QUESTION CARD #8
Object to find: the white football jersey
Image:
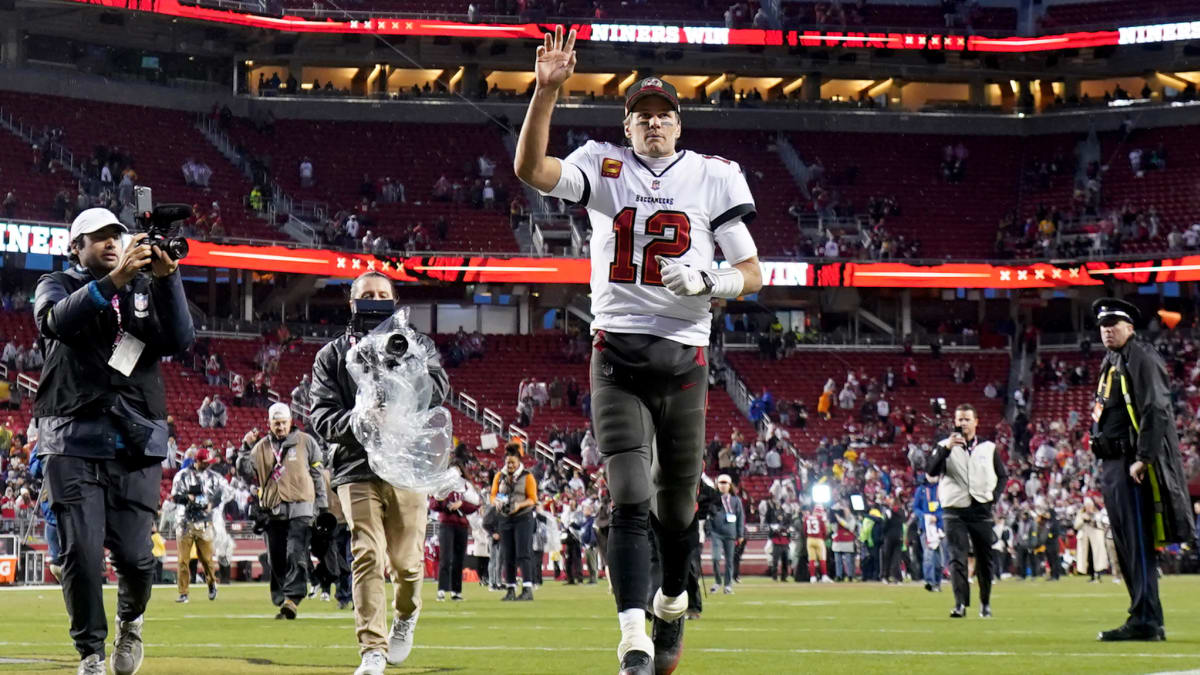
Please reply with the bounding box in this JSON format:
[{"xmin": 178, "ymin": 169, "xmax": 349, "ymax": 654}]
[{"xmin": 543, "ymin": 140, "xmax": 755, "ymax": 346}]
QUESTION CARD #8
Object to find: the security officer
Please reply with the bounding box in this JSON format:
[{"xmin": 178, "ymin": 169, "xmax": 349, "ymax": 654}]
[
  {"xmin": 1090, "ymin": 298, "xmax": 1195, "ymax": 641},
  {"xmin": 34, "ymin": 208, "xmax": 194, "ymax": 675}
]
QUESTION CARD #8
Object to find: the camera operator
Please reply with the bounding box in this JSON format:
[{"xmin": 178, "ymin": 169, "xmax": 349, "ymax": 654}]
[
  {"xmin": 170, "ymin": 447, "xmax": 227, "ymax": 603},
  {"xmin": 927, "ymin": 403, "xmax": 1005, "ymax": 619},
  {"xmin": 34, "ymin": 207, "xmax": 194, "ymax": 675},
  {"xmin": 237, "ymin": 402, "xmax": 327, "ymax": 620},
  {"xmin": 491, "ymin": 442, "xmax": 539, "ymax": 601},
  {"xmin": 309, "ymin": 271, "xmax": 448, "ymax": 675}
]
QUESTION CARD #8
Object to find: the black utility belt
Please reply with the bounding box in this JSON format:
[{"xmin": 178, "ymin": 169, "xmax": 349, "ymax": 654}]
[{"xmin": 1090, "ymin": 435, "xmax": 1132, "ymax": 461}]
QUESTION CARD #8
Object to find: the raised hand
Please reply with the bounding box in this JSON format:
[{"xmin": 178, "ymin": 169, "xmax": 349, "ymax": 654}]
[{"xmin": 535, "ymin": 24, "xmax": 577, "ymax": 91}]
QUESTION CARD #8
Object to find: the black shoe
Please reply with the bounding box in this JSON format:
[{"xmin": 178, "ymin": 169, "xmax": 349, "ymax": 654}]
[
  {"xmin": 950, "ymin": 605, "xmax": 967, "ymax": 618},
  {"xmin": 517, "ymin": 587, "xmax": 534, "ymax": 601},
  {"xmin": 1098, "ymin": 623, "xmax": 1163, "ymax": 641},
  {"xmin": 980, "ymin": 604, "xmax": 992, "ymax": 618},
  {"xmin": 208, "ymin": 583, "xmax": 217, "ymax": 601},
  {"xmin": 280, "ymin": 602, "xmax": 297, "ymax": 620},
  {"xmin": 176, "ymin": 594, "xmax": 189, "ymax": 603},
  {"xmin": 501, "ymin": 588, "xmax": 517, "ymax": 601},
  {"xmin": 274, "ymin": 612, "xmax": 287, "ymax": 620},
  {"xmin": 618, "ymin": 649, "xmax": 653, "ymax": 675},
  {"xmin": 338, "ymin": 600, "xmax": 352, "ymax": 610},
  {"xmin": 651, "ymin": 613, "xmax": 685, "ymax": 675},
  {"xmin": 924, "ymin": 582, "xmax": 932, "ymax": 592}
]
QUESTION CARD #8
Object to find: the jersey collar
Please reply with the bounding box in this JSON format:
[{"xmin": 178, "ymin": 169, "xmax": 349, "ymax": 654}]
[{"xmin": 630, "ymin": 149, "xmax": 688, "ymax": 178}]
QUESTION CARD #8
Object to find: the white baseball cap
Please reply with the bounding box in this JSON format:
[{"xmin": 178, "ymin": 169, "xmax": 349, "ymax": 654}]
[
  {"xmin": 268, "ymin": 402, "xmax": 292, "ymax": 421},
  {"xmin": 70, "ymin": 208, "xmax": 127, "ymax": 242}
]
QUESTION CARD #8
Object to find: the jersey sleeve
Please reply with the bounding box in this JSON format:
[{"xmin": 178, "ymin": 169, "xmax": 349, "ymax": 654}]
[
  {"xmin": 710, "ymin": 159, "xmax": 756, "ymax": 229},
  {"xmin": 540, "ymin": 140, "xmax": 602, "ymax": 208}
]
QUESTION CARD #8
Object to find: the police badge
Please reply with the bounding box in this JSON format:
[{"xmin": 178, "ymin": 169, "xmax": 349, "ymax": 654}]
[{"xmin": 133, "ymin": 292, "xmax": 150, "ymax": 319}]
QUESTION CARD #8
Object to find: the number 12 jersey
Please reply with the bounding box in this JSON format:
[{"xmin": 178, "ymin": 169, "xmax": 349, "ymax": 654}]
[{"xmin": 544, "ymin": 140, "xmax": 756, "ymax": 346}]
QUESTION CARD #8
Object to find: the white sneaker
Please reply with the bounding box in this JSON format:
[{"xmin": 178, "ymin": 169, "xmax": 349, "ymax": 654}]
[
  {"xmin": 387, "ymin": 612, "xmax": 418, "ymax": 665},
  {"xmin": 321, "ymin": 591, "xmax": 330, "ymax": 602},
  {"xmin": 110, "ymin": 615, "xmax": 144, "ymax": 675},
  {"xmin": 436, "ymin": 590, "xmax": 446, "ymax": 602},
  {"xmin": 820, "ymin": 575, "xmax": 833, "ymax": 583},
  {"xmin": 353, "ymin": 649, "xmax": 387, "ymax": 675},
  {"xmin": 76, "ymin": 654, "xmax": 105, "ymax": 675},
  {"xmin": 809, "ymin": 577, "xmax": 817, "ymax": 584}
]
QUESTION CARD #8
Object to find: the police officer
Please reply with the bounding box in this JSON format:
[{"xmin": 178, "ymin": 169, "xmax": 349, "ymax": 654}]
[
  {"xmin": 34, "ymin": 208, "xmax": 195, "ymax": 675},
  {"xmin": 1090, "ymin": 298, "xmax": 1195, "ymax": 641}
]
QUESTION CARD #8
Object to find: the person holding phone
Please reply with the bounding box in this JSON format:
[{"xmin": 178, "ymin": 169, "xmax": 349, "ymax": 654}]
[{"xmin": 926, "ymin": 404, "xmax": 1006, "ymax": 619}]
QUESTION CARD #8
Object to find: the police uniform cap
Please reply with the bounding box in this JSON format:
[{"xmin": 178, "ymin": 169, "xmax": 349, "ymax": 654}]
[{"xmin": 1091, "ymin": 298, "xmax": 1140, "ymax": 327}]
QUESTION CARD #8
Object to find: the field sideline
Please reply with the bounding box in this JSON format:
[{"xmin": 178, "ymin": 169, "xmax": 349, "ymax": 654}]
[{"xmin": 2, "ymin": 576, "xmax": 1200, "ymax": 674}]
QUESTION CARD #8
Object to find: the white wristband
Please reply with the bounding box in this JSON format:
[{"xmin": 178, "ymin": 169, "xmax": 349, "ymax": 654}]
[{"xmin": 704, "ymin": 267, "xmax": 745, "ymax": 299}]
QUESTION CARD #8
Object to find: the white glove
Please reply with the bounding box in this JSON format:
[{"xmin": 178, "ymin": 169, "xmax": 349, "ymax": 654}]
[{"xmin": 657, "ymin": 255, "xmax": 708, "ymax": 296}]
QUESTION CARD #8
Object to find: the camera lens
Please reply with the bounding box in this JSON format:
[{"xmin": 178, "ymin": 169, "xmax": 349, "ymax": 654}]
[
  {"xmin": 166, "ymin": 237, "xmax": 189, "ymax": 261},
  {"xmin": 384, "ymin": 333, "xmax": 409, "ymax": 357}
]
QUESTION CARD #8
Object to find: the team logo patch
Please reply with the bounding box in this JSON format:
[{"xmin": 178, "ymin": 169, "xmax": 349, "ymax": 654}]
[
  {"xmin": 601, "ymin": 158, "xmax": 623, "ymax": 178},
  {"xmin": 643, "ymin": 78, "xmax": 663, "ymax": 88},
  {"xmin": 651, "ymin": 179, "xmax": 661, "ymax": 190},
  {"xmin": 133, "ymin": 292, "xmax": 150, "ymax": 319}
]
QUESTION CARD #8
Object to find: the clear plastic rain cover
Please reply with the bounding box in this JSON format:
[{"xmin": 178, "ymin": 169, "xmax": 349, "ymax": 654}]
[{"xmin": 345, "ymin": 307, "xmax": 459, "ymax": 496}]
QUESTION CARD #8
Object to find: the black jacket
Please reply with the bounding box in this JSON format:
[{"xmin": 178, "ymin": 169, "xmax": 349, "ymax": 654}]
[
  {"xmin": 1100, "ymin": 338, "xmax": 1195, "ymax": 544},
  {"xmin": 309, "ymin": 325, "xmax": 448, "ymax": 490},
  {"xmin": 33, "ymin": 265, "xmax": 194, "ymax": 458}
]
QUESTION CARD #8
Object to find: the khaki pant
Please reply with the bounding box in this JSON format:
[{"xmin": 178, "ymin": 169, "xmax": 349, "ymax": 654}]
[
  {"xmin": 1076, "ymin": 525, "xmax": 1108, "ymax": 574},
  {"xmin": 177, "ymin": 521, "xmax": 216, "ymax": 596},
  {"xmin": 338, "ymin": 479, "xmax": 428, "ymax": 655}
]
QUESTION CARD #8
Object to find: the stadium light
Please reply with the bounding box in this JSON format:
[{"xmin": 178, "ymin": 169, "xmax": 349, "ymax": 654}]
[{"xmin": 812, "ymin": 483, "xmax": 832, "ymax": 505}]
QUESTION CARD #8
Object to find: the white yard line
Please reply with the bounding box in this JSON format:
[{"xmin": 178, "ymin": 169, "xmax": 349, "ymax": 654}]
[{"xmin": 0, "ymin": 642, "xmax": 1198, "ymax": 659}]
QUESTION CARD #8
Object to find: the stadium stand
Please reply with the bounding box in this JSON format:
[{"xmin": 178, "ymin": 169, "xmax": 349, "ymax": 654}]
[{"xmin": 0, "ymin": 92, "xmax": 274, "ymax": 240}]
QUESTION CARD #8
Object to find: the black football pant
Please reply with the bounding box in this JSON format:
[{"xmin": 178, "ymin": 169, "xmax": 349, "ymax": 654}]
[
  {"xmin": 945, "ymin": 510, "xmax": 995, "ymax": 608},
  {"xmin": 1100, "ymin": 458, "xmax": 1163, "ymax": 628},
  {"xmin": 44, "ymin": 454, "xmax": 161, "ymax": 659},
  {"xmin": 265, "ymin": 516, "xmax": 312, "ymax": 607},
  {"xmin": 592, "ymin": 337, "xmax": 708, "ymax": 613}
]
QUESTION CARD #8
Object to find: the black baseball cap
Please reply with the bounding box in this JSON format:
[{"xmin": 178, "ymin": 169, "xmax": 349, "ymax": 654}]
[
  {"xmin": 1092, "ymin": 297, "xmax": 1140, "ymax": 326},
  {"xmin": 624, "ymin": 76, "xmax": 680, "ymax": 114}
]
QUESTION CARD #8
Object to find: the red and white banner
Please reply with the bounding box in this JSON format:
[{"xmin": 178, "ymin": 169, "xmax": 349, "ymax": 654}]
[{"xmin": 50, "ymin": 0, "xmax": 1180, "ymax": 55}]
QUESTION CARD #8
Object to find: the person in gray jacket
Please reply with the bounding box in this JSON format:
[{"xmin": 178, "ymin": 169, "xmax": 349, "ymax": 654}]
[{"xmin": 706, "ymin": 474, "xmax": 744, "ymax": 595}]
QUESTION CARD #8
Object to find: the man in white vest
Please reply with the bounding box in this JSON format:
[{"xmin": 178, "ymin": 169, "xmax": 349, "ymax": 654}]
[{"xmin": 927, "ymin": 403, "xmax": 1007, "ymax": 619}]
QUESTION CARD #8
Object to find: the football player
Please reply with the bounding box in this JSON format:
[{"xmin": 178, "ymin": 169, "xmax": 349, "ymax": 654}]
[{"xmin": 514, "ymin": 25, "xmax": 764, "ymax": 675}]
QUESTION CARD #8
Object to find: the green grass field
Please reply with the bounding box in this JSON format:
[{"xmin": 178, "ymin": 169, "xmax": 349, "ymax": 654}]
[{"xmin": 3, "ymin": 576, "xmax": 1200, "ymax": 674}]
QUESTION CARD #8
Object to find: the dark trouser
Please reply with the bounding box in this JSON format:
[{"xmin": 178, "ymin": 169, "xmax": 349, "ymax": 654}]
[
  {"xmin": 686, "ymin": 540, "xmax": 702, "ymax": 613},
  {"xmin": 319, "ymin": 524, "xmax": 353, "ymax": 603},
  {"xmin": 565, "ymin": 536, "xmax": 583, "ymax": 582},
  {"xmin": 881, "ymin": 538, "xmax": 903, "ymax": 581},
  {"xmin": 1045, "ymin": 542, "xmax": 1060, "ymax": 579},
  {"xmin": 1100, "ymin": 458, "xmax": 1163, "ymax": 628},
  {"xmin": 770, "ymin": 543, "xmax": 789, "ymax": 580},
  {"xmin": 265, "ymin": 516, "xmax": 312, "ymax": 607},
  {"xmin": 437, "ymin": 524, "xmax": 468, "ymax": 594},
  {"xmin": 945, "ymin": 509, "xmax": 995, "ymax": 608},
  {"xmin": 592, "ymin": 336, "xmax": 708, "ymax": 613},
  {"xmin": 44, "ymin": 454, "xmax": 161, "ymax": 659},
  {"xmin": 501, "ymin": 514, "xmax": 534, "ymax": 586}
]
